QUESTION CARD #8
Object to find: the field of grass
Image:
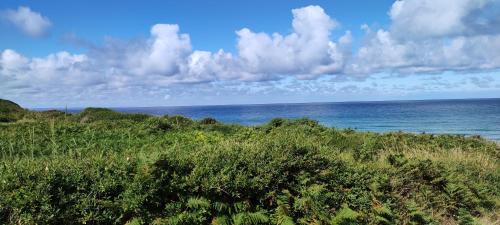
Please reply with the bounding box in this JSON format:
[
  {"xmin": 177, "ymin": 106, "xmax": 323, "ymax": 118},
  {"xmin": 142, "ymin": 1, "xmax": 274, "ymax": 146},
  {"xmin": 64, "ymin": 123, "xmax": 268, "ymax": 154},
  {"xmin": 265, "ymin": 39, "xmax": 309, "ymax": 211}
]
[{"xmin": 0, "ymin": 100, "xmax": 499, "ymax": 224}]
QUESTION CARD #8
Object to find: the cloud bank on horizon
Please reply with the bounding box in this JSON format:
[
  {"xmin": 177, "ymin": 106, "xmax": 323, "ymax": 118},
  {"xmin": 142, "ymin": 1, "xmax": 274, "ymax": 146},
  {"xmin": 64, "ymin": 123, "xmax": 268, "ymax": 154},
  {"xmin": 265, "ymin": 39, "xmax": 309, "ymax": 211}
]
[{"xmin": 0, "ymin": 0, "xmax": 499, "ymax": 106}]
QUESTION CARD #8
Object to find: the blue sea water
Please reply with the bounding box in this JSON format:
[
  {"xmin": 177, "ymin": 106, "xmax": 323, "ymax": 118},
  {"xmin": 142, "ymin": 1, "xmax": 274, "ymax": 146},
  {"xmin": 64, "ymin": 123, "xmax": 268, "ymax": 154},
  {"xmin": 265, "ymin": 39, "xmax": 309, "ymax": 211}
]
[{"xmin": 63, "ymin": 98, "xmax": 500, "ymax": 140}]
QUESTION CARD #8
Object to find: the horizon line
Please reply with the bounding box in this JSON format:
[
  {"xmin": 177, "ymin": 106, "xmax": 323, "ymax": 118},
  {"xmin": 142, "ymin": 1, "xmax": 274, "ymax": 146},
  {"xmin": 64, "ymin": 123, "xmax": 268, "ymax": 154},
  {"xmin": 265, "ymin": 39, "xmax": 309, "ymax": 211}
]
[{"xmin": 30, "ymin": 97, "xmax": 500, "ymax": 110}]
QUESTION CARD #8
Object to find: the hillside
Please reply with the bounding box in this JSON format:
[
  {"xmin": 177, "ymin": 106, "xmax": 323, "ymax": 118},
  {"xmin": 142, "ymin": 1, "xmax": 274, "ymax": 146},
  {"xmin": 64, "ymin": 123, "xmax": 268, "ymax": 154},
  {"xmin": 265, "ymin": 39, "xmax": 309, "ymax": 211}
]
[
  {"xmin": 0, "ymin": 99, "xmax": 25, "ymax": 122},
  {"xmin": 0, "ymin": 102, "xmax": 498, "ymax": 224}
]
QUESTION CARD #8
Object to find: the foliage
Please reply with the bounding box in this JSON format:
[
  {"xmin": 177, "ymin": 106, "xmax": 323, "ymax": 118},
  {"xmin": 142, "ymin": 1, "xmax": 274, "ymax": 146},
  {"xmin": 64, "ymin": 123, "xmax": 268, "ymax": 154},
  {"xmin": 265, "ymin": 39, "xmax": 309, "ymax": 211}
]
[
  {"xmin": 0, "ymin": 99, "xmax": 26, "ymax": 122},
  {"xmin": 331, "ymin": 204, "xmax": 359, "ymax": 225},
  {"xmin": 0, "ymin": 99, "xmax": 499, "ymax": 224},
  {"xmin": 199, "ymin": 117, "xmax": 218, "ymax": 125}
]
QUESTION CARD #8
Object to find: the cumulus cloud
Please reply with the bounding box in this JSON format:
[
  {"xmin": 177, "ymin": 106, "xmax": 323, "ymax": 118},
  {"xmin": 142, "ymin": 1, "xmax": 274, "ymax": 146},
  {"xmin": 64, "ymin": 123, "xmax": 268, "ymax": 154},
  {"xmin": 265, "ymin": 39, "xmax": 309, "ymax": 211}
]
[
  {"xmin": 81, "ymin": 5, "xmax": 347, "ymax": 83},
  {"xmin": 135, "ymin": 24, "xmax": 192, "ymax": 76},
  {"xmin": 82, "ymin": 25, "xmax": 239, "ymax": 84},
  {"xmin": 1, "ymin": 3, "xmax": 499, "ymax": 106},
  {"xmin": 0, "ymin": 49, "xmax": 100, "ymax": 89},
  {"xmin": 0, "ymin": 49, "xmax": 29, "ymax": 74},
  {"xmin": 1, "ymin": 6, "xmax": 51, "ymax": 37},
  {"xmin": 348, "ymin": 29, "xmax": 500, "ymax": 74},
  {"xmin": 389, "ymin": 0, "xmax": 500, "ymax": 38},
  {"xmin": 348, "ymin": 0, "xmax": 500, "ymax": 75},
  {"xmin": 236, "ymin": 5, "xmax": 349, "ymax": 79},
  {"xmin": 1, "ymin": 5, "xmax": 348, "ymax": 89}
]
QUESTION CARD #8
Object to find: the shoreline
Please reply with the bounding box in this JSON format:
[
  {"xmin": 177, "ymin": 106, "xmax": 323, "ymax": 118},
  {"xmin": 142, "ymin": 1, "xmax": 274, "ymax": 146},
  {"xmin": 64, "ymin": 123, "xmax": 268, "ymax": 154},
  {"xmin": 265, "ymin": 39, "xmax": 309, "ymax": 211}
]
[{"xmin": 1, "ymin": 105, "xmax": 499, "ymax": 224}]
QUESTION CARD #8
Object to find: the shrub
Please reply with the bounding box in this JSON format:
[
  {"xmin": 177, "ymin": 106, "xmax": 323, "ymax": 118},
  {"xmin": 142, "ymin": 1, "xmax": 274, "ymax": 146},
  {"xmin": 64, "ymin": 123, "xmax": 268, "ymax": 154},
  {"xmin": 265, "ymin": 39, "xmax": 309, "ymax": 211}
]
[
  {"xmin": 23, "ymin": 110, "xmax": 69, "ymax": 121},
  {"xmin": 78, "ymin": 108, "xmax": 150, "ymax": 123},
  {"xmin": 78, "ymin": 107, "xmax": 123, "ymax": 122},
  {"xmin": 164, "ymin": 115, "xmax": 194, "ymax": 127},
  {"xmin": 268, "ymin": 118, "xmax": 286, "ymax": 128},
  {"xmin": 199, "ymin": 117, "xmax": 218, "ymax": 125},
  {"xmin": 331, "ymin": 205, "xmax": 360, "ymax": 225},
  {"xmin": 143, "ymin": 117, "xmax": 174, "ymax": 133},
  {"xmin": 0, "ymin": 100, "xmax": 498, "ymax": 224}
]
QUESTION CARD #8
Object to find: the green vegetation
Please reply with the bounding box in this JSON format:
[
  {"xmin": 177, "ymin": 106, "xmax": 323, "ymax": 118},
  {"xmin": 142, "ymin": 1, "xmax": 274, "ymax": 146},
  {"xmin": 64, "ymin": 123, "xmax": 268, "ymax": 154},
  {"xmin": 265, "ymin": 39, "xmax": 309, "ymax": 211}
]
[
  {"xmin": 0, "ymin": 99, "xmax": 25, "ymax": 122},
  {"xmin": 0, "ymin": 99, "xmax": 499, "ymax": 224}
]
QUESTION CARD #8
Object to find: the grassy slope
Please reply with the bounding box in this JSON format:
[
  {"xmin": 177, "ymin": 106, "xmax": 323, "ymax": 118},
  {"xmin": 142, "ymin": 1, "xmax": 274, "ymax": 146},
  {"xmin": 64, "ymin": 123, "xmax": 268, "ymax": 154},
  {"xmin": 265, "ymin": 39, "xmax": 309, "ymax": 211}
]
[
  {"xmin": 0, "ymin": 99, "xmax": 25, "ymax": 122},
  {"xmin": 0, "ymin": 102, "xmax": 499, "ymax": 224}
]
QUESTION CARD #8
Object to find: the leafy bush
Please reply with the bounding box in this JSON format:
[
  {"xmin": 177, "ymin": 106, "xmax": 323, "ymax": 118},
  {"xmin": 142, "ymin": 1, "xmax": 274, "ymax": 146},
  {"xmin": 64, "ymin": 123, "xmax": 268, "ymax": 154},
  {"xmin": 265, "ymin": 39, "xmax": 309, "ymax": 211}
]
[
  {"xmin": 199, "ymin": 117, "xmax": 218, "ymax": 125},
  {"xmin": 142, "ymin": 117, "xmax": 174, "ymax": 133},
  {"xmin": 78, "ymin": 108, "xmax": 150, "ymax": 123},
  {"xmin": 0, "ymin": 101, "xmax": 498, "ymax": 224},
  {"xmin": 164, "ymin": 115, "xmax": 194, "ymax": 128},
  {"xmin": 331, "ymin": 204, "xmax": 360, "ymax": 225},
  {"xmin": 23, "ymin": 110, "xmax": 69, "ymax": 121}
]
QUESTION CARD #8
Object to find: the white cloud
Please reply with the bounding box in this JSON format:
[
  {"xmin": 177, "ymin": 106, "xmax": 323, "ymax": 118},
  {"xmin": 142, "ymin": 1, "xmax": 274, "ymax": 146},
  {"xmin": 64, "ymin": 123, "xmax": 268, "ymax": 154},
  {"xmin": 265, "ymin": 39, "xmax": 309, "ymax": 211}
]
[
  {"xmin": 347, "ymin": 0, "xmax": 500, "ymax": 75},
  {"xmin": 1, "ymin": 4, "xmax": 500, "ymax": 106},
  {"xmin": 236, "ymin": 5, "xmax": 347, "ymax": 79},
  {"xmin": 29, "ymin": 52, "xmax": 89, "ymax": 83},
  {"xmin": 182, "ymin": 50, "xmax": 237, "ymax": 82},
  {"xmin": 38, "ymin": 5, "xmax": 347, "ymax": 86},
  {"xmin": 389, "ymin": 0, "xmax": 499, "ymax": 39},
  {"xmin": 1, "ymin": 6, "xmax": 52, "ymax": 37},
  {"xmin": 135, "ymin": 24, "xmax": 192, "ymax": 76},
  {"xmin": 0, "ymin": 49, "xmax": 29, "ymax": 74},
  {"xmin": 0, "ymin": 48, "xmax": 106, "ymax": 94},
  {"xmin": 349, "ymin": 31, "xmax": 500, "ymax": 74}
]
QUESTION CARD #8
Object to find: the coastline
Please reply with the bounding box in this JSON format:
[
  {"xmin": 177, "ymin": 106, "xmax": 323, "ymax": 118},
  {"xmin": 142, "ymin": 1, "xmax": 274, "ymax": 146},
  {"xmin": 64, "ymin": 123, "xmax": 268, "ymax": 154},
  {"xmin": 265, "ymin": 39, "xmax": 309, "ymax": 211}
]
[
  {"xmin": 1, "ymin": 101, "xmax": 499, "ymax": 224},
  {"xmin": 30, "ymin": 98, "xmax": 500, "ymax": 141}
]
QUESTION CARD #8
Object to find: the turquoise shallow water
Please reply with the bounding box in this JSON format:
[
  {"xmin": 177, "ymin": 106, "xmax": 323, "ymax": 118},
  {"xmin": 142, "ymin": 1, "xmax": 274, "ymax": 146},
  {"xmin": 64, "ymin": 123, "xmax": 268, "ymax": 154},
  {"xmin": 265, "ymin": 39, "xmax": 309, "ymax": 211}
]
[{"xmin": 61, "ymin": 98, "xmax": 500, "ymax": 140}]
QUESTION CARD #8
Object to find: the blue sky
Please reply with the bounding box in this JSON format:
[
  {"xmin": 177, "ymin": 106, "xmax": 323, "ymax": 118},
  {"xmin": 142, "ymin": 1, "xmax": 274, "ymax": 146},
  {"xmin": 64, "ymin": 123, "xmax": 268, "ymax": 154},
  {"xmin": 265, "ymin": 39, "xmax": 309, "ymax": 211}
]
[
  {"xmin": 0, "ymin": 0, "xmax": 499, "ymax": 108},
  {"xmin": 0, "ymin": 0, "xmax": 393, "ymax": 55}
]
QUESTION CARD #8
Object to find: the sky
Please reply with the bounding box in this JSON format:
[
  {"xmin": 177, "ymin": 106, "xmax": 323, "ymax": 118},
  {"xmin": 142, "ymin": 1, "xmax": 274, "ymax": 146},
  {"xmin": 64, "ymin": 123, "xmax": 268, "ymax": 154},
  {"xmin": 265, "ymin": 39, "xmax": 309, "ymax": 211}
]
[{"xmin": 0, "ymin": 0, "xmax": 499, "ymax": 108}]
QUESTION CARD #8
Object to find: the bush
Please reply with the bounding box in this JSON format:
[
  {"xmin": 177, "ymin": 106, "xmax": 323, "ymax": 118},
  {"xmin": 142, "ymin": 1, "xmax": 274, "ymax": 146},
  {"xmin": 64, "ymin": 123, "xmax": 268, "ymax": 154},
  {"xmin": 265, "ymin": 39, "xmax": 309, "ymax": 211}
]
[
  {"xmin": 0, "ymin": 115, "xmax": 17, "ymax": 122},
  {"xmin": 143, "ymin": 117, "xmax": 174, "ymax": 133},
  {"xmin": 78, "ymin": 108, "xmax": 122, "ymax": 122},
  {"xmin": 268, "ymin": 118, "xmax": 286, "ymax": 128},
  {"xmin": 78, "ymin": 108, "xmax": 151, "ymax": 123},
  {"xmin": 164, "ymin": 115, "xmax": 194, "ymax": 127},
  {"xmin": 331, "ymin": 204, "xmax": 360, "ymax": 225},
  {"xmin": 23, "ymin": 110, "xmax": 69, "ymax": 121},
  {"xmin": 199, "ymin": 117, "xmax": 218, "ymax": 125},
  {"xmin": 0, "ymin": 101, "xmax": 498, "ymax": 224}
]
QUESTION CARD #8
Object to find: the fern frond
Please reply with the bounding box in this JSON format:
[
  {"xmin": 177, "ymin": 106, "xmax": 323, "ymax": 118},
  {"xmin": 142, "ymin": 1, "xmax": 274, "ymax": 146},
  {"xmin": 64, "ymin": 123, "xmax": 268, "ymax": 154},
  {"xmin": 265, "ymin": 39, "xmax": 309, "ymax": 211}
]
[
  {"xmin": 212, "ymin": 215, "xmax": 231, "ymax": 225},
  {"xmin": 187, "ymin": 197, "xmax": 210, "ymax": 210},
  {"xmin": 232, "ymin": 211, "xmax": 270, "ymax": 225}
]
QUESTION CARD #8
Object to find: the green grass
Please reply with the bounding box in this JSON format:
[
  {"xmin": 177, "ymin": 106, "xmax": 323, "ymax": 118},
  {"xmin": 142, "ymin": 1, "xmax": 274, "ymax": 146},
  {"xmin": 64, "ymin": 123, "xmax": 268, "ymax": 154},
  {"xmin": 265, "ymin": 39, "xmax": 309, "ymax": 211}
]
[
  {"xmin": 0, "ymin": 100, "xmax": 499, "ymax": 224},
  {"xmin": 0, "ymin": 99, "xmax": 26, "ymax": 122}
]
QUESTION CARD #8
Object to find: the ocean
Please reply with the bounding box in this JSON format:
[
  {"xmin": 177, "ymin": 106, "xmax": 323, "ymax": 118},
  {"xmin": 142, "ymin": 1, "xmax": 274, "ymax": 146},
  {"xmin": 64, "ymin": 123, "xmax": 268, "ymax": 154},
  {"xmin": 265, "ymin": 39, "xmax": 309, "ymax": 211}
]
[{"xmin": 63, "ymin": 98, "xmax": 500, "ymax": 140}]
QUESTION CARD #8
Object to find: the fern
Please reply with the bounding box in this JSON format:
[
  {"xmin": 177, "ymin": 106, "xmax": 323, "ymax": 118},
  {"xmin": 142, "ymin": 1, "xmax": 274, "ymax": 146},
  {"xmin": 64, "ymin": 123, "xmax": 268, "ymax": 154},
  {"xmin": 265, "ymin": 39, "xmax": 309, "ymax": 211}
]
[
  {"xmin": 406, "ymin": 201, "xmax": 434, "ymax": 225},
  {"xmin": 457, "ymin": 208, "xmax": 476, "ymax": 225},
  {"xmin": 373, "ymin": 205, "xmax": 395, "ymax": 225},
  {"xmin": 187, "ymin": 197, "xmax": 210, "ymax": 210},
  {"xmin": 272, "ymin": 190, "xmax": 295, "ymax": 225},
  {"xmin": 232, "ymin": 211, "xmax": 270, "ymax": 225},
  {"xmin": 125, "ymin": 218, "xmax": 144, "ymax": 225},
  {"xmin": 233, "ymin": 201, "xmax": 251, "ymax": 214},
  {"xmin": 331, "ymin": 204, "xmax": 359, "ymax": 225},
  {"xmin": 274, "ymin": 206, "xmax": 295, "ymax": 225},
  {"xmin": 293, "ymin": 184, "xmax": 332, "ymax": 223},
  {"xmin": 212, "ymin": 215, "xmax": 231, "ymax": 225},
  {"xmin": 212, "ymin": 201, "xmax": 231, "ymax": 214}
]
